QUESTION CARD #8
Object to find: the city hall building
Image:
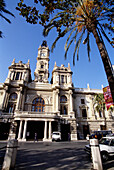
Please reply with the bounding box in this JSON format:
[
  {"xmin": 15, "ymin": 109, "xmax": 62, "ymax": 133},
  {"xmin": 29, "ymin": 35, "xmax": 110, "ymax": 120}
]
[{"xmin": 0, "ymin": 41, "xmax": 113, "ymax": 141}]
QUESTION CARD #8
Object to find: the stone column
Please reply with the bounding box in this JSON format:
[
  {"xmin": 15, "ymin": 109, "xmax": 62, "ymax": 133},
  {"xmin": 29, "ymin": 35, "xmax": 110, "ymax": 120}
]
[
  {"xmin": 44, "ymin": 121, "xmax": 47, "ymax": 140},
  {"xmin": 56, "ymin": 89, "xmax": 59, "ymax": 112},
  {"xmin": 53, "ymin": 91, "xmax": 56, "ymax": 112},
  {"xmin": 49, "ymin": 121, "xmax": 52, "ymax": 139},
  {"xmin": 56, "ymin": 74, "xmax": 59, "ymax": 85},
  {"xmin": 2, "ymin": 90, "xmax": 6, "ymax": 110},
  {"xmin": 22, "ymin": 120, "xmax": 27, "ymax": 141},
  {"xmin": 69, "ymin": 90, "xmax": 73, "ymax": 112},
  {"xmin": 2, "ymin": 86, "xmax": 8, "ymax": 110},
  {"xmin": 7, "ymin": 71, "xmax": 11, "ymax": 79},
  {"xmin": 11, "ymin": 72, "xmax": 14, "ymax": 80},
  {"xmin": 18, "ymin": 120, "xmax": 23, "ymax": 140},
  {"xmin": 70, "ymin": 120, "xmax": 77, "ymax": 140},
  {"xmin": 16, "ymin": 87, "xmax": 22, "ymax": 110},
  {"xmin": 22, "ymin": 72, "xmax": 25, "ymax": 80},
  {"xmin": 21, "ymin": 89, "xmax": 26, "ymax": 111}
]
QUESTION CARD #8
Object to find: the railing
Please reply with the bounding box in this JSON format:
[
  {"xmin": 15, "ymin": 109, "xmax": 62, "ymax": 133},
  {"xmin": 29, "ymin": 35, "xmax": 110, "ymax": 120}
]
[
  {"xmin": 15, "ymin": 111, "xmax": 60, "ymax": 116},
  {"xmin": 74, "ymin": 88, "xmax": 103, "ymax": 93}
]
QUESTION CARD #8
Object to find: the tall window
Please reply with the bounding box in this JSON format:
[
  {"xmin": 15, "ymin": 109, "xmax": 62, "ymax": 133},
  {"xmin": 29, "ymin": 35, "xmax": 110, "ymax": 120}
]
[
  {"xmin": 13, "ymin": 72, "xmax": 22, "ymax": 80},
  {"xmin": 32, "ymin": 97, "xmax": 45, "ymax": 112},
  {"xmin": 15, "ymin": 72, "xmax": 20, "ymax": 80},
  {"xmin": 7, "ymin": 93, "xmax": 17, "ymax": 113},
  {"xmin": 81, "ymin": 99, "xmax": 85, "ymax": 104},
  {"xmin": 82, "ymin": 109, "xmax": 87, "ymax": 118},
  {"xmin": 61, "ymin": 75, "xmax": 64, "ymax": 84},
  {"xmin": 60, "ymin": 95, "xmax": 67, "ymax": 115}
]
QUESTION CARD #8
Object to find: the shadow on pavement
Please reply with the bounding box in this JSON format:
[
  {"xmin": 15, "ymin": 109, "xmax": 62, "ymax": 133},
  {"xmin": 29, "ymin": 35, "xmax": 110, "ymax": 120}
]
[
  {"xmin": 15, "ymin": 147, "xmax": 91, "ymax": 170},
  {"xmin": 103, "ymin": 156, "xmax": 114, "ymax": 170}
]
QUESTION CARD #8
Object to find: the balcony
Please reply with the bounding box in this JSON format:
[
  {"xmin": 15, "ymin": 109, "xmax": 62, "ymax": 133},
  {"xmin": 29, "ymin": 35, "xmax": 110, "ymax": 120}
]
[{"xmin": 14, "ymin": 111, "xmax": 60, "ymax": 119}]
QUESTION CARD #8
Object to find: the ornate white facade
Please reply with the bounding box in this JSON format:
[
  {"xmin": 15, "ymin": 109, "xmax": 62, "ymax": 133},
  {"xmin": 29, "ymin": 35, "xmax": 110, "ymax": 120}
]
[{"xmin": 0, "ymin": 41, "xmax": 113, "ymax": 141}]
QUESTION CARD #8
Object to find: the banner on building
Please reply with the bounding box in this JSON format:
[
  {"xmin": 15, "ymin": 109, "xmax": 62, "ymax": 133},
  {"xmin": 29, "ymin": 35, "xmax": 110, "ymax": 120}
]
[{"xmin": 103, "ymin": 86, "xmax": 114, "ymax": 110}]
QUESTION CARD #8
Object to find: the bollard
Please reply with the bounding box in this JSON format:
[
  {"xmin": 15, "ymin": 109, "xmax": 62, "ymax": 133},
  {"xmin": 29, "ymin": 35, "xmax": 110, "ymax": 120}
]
[
  {"xmin": 90, "ymin": 139, "xmax": 103, "ymax": 170},
  {"xmin": 2, "ymin": 139, "xmax": 18, "ymax": 170}
]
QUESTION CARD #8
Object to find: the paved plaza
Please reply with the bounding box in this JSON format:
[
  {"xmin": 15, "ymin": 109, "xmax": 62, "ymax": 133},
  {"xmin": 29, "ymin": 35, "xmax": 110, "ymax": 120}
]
[
  {"xmin": 0, "ymin": 141, "xmax": 114, "ymax": 170},
  {"xmin": 15, "ymin": 141, "xmax": 91, "ymax": 170}
]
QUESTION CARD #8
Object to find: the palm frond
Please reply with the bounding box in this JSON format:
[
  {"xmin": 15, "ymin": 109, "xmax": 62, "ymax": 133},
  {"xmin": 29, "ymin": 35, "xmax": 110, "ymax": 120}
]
[
  {"xmin": 64, "ymin": 29, "xmax": 78, "ymax": 59},
  {"xmin": 64, "ymin": 39, "xmax": 74, "ymax": 59},
  {"xmin": 98, "ymin": 23, "xmax": 114, "ymax": 47},
  {"xmin": 51, "ymin": 36, "xmax": 60, "ymax": 53},
  {"xmin": 76, "ymin": 28, "xmax": 85, "ymax": 61},
  {"xmin": 51, "ymin": 27, "xmax": 70, "ymax": 52},
  {"xmin": 78, "ymin": 0, "xmax": 90, "ymax": 17},
  {"xmin": 0, "ymin": 31, "xmax": 3, "ymax": 38},
  {"xmin": 65, "ymin": 26, "xmax": 77, "ymax": 51},
  {"xmin": 43, "ymin": 25, "xmax": 55, "ymax": 36},
  {"xmin": 101, "ymin": 23, "xmax": 114, "ymax": 34},
  {"xmin": 1, "ymin": 8, "xmax": 14, "ymax": 17},
  {"xmin": 0, "ymin": 13, "xmax": 11, "ymax": 23},
  {"xmin": 50, "ymin": 10, "xmax": 68, "ymax": 23},
  {"xmin": 0, "ymin": 0, "xmax": 14, "ymax": 26}
]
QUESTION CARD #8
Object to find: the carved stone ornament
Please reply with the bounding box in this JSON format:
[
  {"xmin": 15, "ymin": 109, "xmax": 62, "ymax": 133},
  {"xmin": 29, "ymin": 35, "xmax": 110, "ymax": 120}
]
[
  {"xmin": 12, "ymin": 58, "xmax": 15, "ymax": 65},
  {"xmin": 26, "ymin": 95, "xmax": 35, "ymax": 102}
]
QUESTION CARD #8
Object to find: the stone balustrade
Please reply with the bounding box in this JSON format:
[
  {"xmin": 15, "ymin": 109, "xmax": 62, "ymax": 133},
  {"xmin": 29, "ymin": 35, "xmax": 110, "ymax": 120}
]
[{"xmin": 14, "ymin": 111, "xmax": 59, "ymax": 117}]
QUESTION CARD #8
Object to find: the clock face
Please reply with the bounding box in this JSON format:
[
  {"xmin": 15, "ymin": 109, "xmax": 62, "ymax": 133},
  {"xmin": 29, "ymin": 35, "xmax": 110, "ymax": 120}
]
[{"xmin": 40, "ymin": 52, "xmax": 46, "ymax": 57}]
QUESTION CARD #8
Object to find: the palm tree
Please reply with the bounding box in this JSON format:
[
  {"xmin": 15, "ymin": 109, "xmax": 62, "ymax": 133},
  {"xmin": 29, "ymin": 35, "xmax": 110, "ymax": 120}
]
[
  {"xmin": 0, "ymin": 0, "xmax": 14, "ymax": 37},
  {"xmin": 93, "ymin": 93, "xmax": 106, "ymax": 118},
  {"xmin": 17, "ymin": 0, "xmax": 114, "ymax": 101}
]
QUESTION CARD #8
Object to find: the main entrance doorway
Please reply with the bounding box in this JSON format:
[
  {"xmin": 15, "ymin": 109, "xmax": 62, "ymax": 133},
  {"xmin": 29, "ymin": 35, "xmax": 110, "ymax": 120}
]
[
  {"xmin": 61, "ymin": 124, "xmax": 70, "ymax": 141},
  {"xmin": 27, "ymin": 121, "xmax": 44, "ymax": 141},
  {"xmin": 0, "ymin": 122, "xmax": 11, "ymax": 140},
  {"xmin": 83, "ymin": 125, "xmax": 90, "ymax": 139}
]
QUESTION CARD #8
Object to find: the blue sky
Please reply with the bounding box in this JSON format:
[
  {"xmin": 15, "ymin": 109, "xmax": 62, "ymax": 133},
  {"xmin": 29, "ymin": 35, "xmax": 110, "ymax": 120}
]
[{"xmin": 0, "ymin": 0, "xmax": 114, "ymax": 89}]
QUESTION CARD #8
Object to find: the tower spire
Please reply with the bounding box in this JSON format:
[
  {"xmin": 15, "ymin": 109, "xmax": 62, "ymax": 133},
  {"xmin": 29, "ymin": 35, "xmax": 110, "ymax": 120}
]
[{"xmin": 34, "ymin": 41, "xmax": 49, "ymax": 83}]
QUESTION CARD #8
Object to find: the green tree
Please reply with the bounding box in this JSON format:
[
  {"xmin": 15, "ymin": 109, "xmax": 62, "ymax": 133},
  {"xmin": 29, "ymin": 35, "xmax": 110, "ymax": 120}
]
[
  {"xmin": 0, "ymin": 0, "xmax": 14, "ymax": 37},
  {"xmin": 16, "ymin": 0, "xmax": 114, "ymax": 101},
  {"xmin": 93, "ymin": 93, "xmax": 106, "ymax": 117}
]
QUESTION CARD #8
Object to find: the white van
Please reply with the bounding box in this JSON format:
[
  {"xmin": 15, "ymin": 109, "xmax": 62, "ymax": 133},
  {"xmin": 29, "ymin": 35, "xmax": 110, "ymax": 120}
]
[{"xmin": 52, "ymin": 132, "xmax": 61, "ymax": 141}]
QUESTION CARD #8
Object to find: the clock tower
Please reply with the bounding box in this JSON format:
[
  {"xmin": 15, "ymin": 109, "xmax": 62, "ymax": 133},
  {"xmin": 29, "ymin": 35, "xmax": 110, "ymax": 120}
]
[{"xmin": 34, "ymin": 41, "xmax": 49, "ymax": 83}]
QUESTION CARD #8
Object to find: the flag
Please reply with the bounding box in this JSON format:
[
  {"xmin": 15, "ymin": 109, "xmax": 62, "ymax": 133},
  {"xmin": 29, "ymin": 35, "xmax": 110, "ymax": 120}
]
[{"xmin": 103, "ymin": 86, "xmax": 114, "ymax": 110}]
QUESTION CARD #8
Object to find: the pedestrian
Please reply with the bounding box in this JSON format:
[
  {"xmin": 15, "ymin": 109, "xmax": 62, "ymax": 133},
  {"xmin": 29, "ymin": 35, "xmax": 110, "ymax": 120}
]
[
  {"xmin": 68, "ymin": 133, "xmax": 71, "ymax": 141},
  {"xmin": 34, "ymin": 132, "xmax": 38, "ymax": 142}
]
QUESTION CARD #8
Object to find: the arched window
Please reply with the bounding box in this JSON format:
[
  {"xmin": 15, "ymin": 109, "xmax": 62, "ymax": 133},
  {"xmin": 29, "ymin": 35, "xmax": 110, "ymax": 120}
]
[
  {"xmin": 9, "ymin": 93, "xmax": 17, "ymax": 100},
  {"xmin": 32, "ymin": 97, "xmax": 45, "ymax": 112},
  {"xmin": 7, "ymin": 93, "xmax": 17, "ymax": 113},
  {"xmin": 60, "ymin": 95, "xmax": 67, "ymax": 103},
  {"xmin": 60, "ymin": 95, "xmax": 67, "ymax": 115},
  {"xmin": 8, "ymin": 104, "xmax": 16, "ymax": 113}
]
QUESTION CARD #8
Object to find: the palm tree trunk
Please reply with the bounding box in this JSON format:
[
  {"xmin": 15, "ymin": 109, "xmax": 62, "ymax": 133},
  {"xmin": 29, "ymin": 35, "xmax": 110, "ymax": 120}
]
[{"xmin": 91, "ymin": 27, "xmax": 114, "ymax": 102}]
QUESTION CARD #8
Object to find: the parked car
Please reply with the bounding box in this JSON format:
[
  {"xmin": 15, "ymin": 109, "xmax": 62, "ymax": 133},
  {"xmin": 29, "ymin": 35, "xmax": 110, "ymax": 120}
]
[
  {"xmin": 106, "ymin": 133, "xmax": 114, "ymax": 137},
  {"xmin": 89, "ymin": 130, "xmax": 112, "ymax": 140},
  {"xmin": 85, "ymin": 136, "xmax": 114, "ymax": 161},
  {"xmin": 52, "ymin": 132, "xmax": 61, "ymax": 141}
]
